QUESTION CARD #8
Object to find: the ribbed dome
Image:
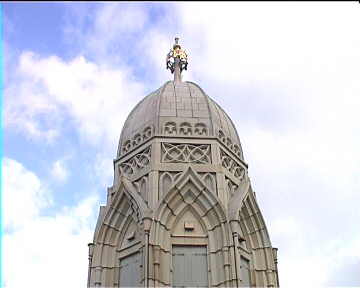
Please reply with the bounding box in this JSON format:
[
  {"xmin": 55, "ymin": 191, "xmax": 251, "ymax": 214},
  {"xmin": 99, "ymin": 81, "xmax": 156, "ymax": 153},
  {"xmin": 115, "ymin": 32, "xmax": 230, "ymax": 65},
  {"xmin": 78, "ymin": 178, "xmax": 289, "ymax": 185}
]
[{"xmin": 117, "ymin": 81, "xmax": 244, "ymax": 160}]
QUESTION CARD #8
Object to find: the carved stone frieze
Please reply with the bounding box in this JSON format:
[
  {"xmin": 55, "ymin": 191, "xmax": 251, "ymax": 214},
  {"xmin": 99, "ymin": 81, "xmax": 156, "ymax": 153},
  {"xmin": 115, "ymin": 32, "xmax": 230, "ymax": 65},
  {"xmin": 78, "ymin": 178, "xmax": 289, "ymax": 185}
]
[
  {"xmin": 163, "ymin": 121, "xmax": 208, "ymax": 136},
  {"xmin": 121, "ymin": 125, "xmax": 154, "ymax": 155},
  {"xmin": 164, "ymin": 122, "xmax": 177, "ymax": 135},
  {"xmin": 220, "ymin": 149, "xmax": 245, "ymax": 180},
  {"xmin": 119, "ymin": 146, "xmax": 151, "ymax": 177},
  {"xmin": 179, "ymin": 122, "xmax": 192, "ymax": 135},
  {"xmin": 162, "ymin": 143, "xmax": 211, "ymax": 164},
  {"xmin": 194, "ymin": 123, "xmax": 207, "ymax": 136},
  {"xmin": 218, "ymin": 129, "xmax": 242, "ymax": 159}
]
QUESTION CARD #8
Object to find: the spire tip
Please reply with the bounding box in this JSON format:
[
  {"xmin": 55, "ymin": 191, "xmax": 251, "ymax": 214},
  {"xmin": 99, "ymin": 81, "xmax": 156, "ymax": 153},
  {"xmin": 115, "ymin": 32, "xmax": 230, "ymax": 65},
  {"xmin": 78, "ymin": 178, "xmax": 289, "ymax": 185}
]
[{"xmin": 166, "ymin": 38, "xmax": 188, "ymax": 83}]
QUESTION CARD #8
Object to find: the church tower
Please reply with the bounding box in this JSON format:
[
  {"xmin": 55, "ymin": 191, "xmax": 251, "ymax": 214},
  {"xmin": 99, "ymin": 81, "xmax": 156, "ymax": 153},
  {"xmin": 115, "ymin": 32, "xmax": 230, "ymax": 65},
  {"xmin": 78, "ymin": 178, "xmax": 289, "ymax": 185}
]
[{"xmin": 88, "ymin": 38, "xmax": 279, "ymax": 287}]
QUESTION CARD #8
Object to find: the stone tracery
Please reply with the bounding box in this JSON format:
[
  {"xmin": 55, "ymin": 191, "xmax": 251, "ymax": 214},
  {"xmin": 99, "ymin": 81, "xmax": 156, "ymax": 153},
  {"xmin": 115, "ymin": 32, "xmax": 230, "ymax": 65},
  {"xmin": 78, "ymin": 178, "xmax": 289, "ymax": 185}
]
[
  {"xmin": 161, "ymin": 143, "xmax": 211, "ymax": 164},
  {"xmin": 89, "ymin": 38, "xmax": 279, "ymax": 288},
  {"xmin": 220, "ymin": 149, "xmax": 246, "ymax": 181},
  {"xmin": 119, "ymin": 146, "xmax": 151, "ymax": 177},
  {"xmin": 121, "ymin": 125, "xmax": 154, "ymax": 155}
]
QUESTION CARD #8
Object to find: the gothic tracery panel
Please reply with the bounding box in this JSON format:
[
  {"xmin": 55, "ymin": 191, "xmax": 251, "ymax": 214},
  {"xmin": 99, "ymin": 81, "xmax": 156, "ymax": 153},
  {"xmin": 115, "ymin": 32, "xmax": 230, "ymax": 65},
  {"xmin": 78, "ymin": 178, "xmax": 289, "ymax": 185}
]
[
  {"xmin": 161, "ymin": 143, "xmax": 211, "ymax": 164},
  {"xmin": 119, "ymin": 146, "xmax": 151, "ymax": 177},
  {"xmin": 217, "ymin": 129, "xmax": 243, "ymax": 159},
  {"xmin": 159, "ymin": 171, "xmax": 183, "ymax": 198},
  {"xmin": 220, "ymin": 149, "xmax": 245, "ymax": 181}
]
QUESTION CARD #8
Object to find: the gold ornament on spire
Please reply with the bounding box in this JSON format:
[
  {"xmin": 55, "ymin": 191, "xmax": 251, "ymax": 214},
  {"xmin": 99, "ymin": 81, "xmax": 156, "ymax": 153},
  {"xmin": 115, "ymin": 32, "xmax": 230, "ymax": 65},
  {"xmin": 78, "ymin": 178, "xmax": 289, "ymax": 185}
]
[{"xmin": 166, "ymin": 37, "xmax": 188, "ymax": 75}]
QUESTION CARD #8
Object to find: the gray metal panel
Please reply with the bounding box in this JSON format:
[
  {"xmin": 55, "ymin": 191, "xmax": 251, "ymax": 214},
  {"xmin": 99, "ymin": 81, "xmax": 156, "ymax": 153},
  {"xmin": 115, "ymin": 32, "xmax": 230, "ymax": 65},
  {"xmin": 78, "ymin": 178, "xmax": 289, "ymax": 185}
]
[
  {"xmin": 192, "ymin": 247, "xmax": 208, "ymax": 286},
  {"xmin": 119, "ymin": 252, "xmax": 140, "ymax": 287},
  {"xmin": 240, "ymin": 256, "xmax": 251, "ymax": 287},
  {"xmin": 172, "ymin": 246, "xmax": 208, "ymax": 288},
  {"xmin": 173, "ymin": 247, "xmax": 186, "ymax": 287}
]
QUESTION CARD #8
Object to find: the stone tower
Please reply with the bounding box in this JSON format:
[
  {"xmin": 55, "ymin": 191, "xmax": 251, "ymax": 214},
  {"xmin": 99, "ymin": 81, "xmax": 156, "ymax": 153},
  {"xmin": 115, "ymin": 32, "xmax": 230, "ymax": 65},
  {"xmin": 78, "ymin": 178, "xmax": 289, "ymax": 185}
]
[{"xmin": 88, "ymin": 38, "xmax": 279, "ymax": 287}]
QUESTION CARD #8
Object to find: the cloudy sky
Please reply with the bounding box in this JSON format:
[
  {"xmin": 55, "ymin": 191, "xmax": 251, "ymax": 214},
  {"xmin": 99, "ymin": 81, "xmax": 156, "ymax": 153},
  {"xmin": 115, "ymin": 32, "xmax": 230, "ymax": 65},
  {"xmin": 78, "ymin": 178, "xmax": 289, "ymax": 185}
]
[{"xmin": 3, "ymin": 2, "xmax": 360, "ymax": 287}]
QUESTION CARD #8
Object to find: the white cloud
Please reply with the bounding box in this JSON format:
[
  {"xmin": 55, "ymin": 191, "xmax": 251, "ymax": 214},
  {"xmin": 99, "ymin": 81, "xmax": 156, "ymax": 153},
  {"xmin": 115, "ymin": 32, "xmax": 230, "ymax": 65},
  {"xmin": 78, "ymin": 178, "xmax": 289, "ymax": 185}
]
[
  {"xmin": 5, "ymin": 3, "xmax": 360, "ymax": 286},
  {"xmin": 170, "ymin": 3, "xmax": 360, "ymax": 286},
  {"xmin": 5, "ymin": 51, "xmax": 145, "ymax": 148},
  {"xmin": 3, "ymin": 158, "xmax": 52, "ymax": 230},
  {"xmin": 91, "ymin": 4, "xmax": 148, "ymax": 47},
  {"xmin": 64, "ymin": 3, "xmax": 150, "ymax": 63},
  {"xmin": 3, "ymin": 157, "xmax": 99, "ymax": 288},
  {"xmin": 93, "ymin": 152, "xmax": 114, "ymax": 188},
  {"xmin": 270, "ymin": 215, "xmax": 360, "ymax": 288},
  {"xmin": 51, "ymin": 159, "xmax": 69, "ymax": 183}
]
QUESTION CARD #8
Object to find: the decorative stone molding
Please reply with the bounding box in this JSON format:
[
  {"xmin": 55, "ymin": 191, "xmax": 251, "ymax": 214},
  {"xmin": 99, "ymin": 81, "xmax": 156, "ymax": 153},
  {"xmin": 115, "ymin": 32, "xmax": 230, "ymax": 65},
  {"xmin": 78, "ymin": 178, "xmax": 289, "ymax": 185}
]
[
  {"xmin": 179, "ymin": 122, "xmax": 192, "ymax": 135},
  {"xmin": 163, "ymin": 121, "xmax": 208, "ymax": 136},
  {"xmin": 194, "ymin": 123, "xmax": 207, "ymax": 136},
  {"xmin": 159, "ymin": 171, "xmax": 183, "ymax": 198},
  {"xmin": 162, "ymin": 143, "xmax": 211, "ymax": 164},
  {"xmin": 218, "ymin": 129, "xmax": 242, "ymax": 159},
  {"xmin": 198, "ymin": 172, "xmax": 217, "ymax": 194},
  {"xmin": 225, "ymin": 176, "xmax": 238, "ymax": 197},
  {"xmin": 220, "ymin": 149, "xmax": 245, "ymax": 180},
  {"xmin": 153, "ymin": 167, "xmax": 230, "ymax": 287},
  {"xmin": 119, "ymin": 146, "xmax": 151, "ymax": 177},
  {"xmin": 164, "ymin": 122, "xmax": 177, "ymax": 135},
  {"xmin": 133, "ymin": 175, "xmax": 149, "ymax": 204},
  {"xmin": 91, "ymin": 64, "xmax": 279, "ymax": 287},
  {"xmin": 121, "ymin": 125, "xmax": 154, "ymax": 155},
  {"xmin": 159, "ymin": 171, "xmax": 216, "ymax": 199},
  {"xmin": 129, "ymin": 197, "xmax": 142, "ymax": 223}
]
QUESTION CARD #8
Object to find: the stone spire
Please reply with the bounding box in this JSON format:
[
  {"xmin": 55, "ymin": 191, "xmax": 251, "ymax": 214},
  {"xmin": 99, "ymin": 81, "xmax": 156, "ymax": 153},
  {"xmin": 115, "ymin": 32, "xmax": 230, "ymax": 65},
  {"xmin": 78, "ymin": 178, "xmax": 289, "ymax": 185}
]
[
  {"xmin": 88, "ymin": 36, "xmax": 280, "ymax": 288},
  {"xmin": 166, "ymin": 37, "xmax": 188, "ymax": 83}
]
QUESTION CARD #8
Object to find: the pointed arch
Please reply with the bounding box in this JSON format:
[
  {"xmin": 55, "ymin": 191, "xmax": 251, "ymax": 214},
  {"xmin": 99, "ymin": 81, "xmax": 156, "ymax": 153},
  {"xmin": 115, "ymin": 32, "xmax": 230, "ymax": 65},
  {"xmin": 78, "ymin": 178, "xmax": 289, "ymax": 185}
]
[
  {"xmin": 152, "ymin": 166, "xmax": 235, "ymax": 287},
  {"xmin": 89, "ymin": 176, "xmax": 153, "ymax": 287},
  {"xmin": 159, "ymin": 172, "xmax": 172, "ymax": 199},
  {"xmin": 171, "ymin": 203, "xmax": 207, "ymax": 237},
  {"xmin": 238, "ymin": 189, "xmax": 277, "ymax": 287},
  {"xmin": 155, "ymin": 166, "xmax": 227, "ymax": 233},
  {"xmin": 202, "ymin": 172, "xmax": 216, "ymax": 195}
]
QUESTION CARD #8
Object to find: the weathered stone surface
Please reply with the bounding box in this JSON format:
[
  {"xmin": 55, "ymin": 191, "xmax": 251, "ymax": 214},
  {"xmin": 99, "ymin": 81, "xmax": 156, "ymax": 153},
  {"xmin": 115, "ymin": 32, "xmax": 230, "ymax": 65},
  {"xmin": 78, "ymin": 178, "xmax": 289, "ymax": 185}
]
[
  {"xmin": 116, "ymin": 81, "xmax": 244, "ymax": 160},
  {"xmin": 88, "ymin": 76, "xmax": 279, "ymax": 287}
]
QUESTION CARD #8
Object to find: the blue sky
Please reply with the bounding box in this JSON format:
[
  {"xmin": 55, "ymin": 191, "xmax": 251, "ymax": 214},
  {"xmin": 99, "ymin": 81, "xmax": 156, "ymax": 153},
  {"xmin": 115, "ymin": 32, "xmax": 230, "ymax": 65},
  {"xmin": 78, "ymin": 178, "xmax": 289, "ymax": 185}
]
[{"xmin": 3, "ymin": 2, "xmax": 360, "ymax": 287}]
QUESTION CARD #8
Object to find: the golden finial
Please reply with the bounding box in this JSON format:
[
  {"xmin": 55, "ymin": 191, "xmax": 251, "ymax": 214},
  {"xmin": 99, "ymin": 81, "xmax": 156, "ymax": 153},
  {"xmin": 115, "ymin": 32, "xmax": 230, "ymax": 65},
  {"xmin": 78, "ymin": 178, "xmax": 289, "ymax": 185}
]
[{"xmin": 166, "ymin": 37, "xmax": 188, "ymax": 83}]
